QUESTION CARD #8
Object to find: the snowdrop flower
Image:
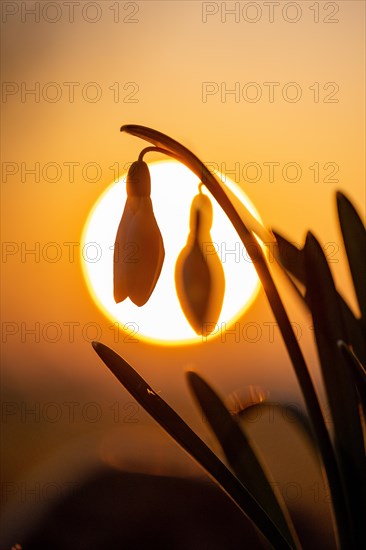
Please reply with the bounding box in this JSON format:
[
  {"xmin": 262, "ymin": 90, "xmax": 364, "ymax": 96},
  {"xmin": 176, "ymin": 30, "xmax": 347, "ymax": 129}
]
[
  {"xmin": 175, "ymin": 191, "xmax": 225, "ymax": 335},
  {"xmin": 113, "ymin": 160, "xmax": 165, "ymax": 306}
]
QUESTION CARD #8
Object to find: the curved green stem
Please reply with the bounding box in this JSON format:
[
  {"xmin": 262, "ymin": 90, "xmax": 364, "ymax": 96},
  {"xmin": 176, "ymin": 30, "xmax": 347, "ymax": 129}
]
[
  {"xmin": 138, "ymin": 146, "xmax": 174, "ymax": 162},
  {"xmin": 121, "ymin": 124, "xmax": 352, "ymax": 547}
]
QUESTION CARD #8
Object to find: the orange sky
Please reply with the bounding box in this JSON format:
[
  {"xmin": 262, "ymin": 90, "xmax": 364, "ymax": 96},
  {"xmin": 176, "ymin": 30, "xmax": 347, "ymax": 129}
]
[{"xmin": 1, "ymin": 2, "xmax": 365, "ymax": 523}]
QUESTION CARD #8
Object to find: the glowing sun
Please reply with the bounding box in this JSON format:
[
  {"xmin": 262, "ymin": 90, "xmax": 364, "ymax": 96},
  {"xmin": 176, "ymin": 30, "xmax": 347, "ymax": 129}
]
[{"xmin": 81, "ymin": 160, "xmax": 262, "ymax": 345}]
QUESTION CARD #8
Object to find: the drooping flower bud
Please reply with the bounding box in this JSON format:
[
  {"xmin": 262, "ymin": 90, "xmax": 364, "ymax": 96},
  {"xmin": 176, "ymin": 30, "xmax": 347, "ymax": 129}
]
[
  {"xmin": 113, "ymin": 160, "xmax": 165, "ymax": 306},
  {"xmin": 175, "ymin": 191, "xmax": 225, "ymax": 335}
]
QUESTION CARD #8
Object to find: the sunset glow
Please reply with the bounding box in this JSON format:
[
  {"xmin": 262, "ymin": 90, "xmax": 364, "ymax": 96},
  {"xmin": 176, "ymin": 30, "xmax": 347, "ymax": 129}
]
[{"xmin": 81, "ymin": 160, "xmax": 262, "ymax": 344}]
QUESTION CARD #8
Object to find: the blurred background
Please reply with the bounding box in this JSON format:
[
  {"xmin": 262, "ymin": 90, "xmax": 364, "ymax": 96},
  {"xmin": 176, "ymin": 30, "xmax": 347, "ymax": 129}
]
[{"xmin": 1, "ymin": 1, "xmax": 364, "ymax": 547}]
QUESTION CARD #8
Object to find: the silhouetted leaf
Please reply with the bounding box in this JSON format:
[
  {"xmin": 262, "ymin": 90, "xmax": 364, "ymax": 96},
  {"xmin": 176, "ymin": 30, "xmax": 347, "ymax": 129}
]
[
  {"xmin": 187, "ymin": 372, "xmax": 299, "ymax": 549},
  {"xmin": 337, "ymin": 340, "xmax": 366, "ymax": 413},
  {"xmin": 92, "ymin": 341, "xmax": 291, "ymax": 549},
  {"xmin": 337, "ymin": 192, "xmax": 366, "ymax": 321},
  {"xmin": 273, "ymin": 230, "xmax": 366, "ymax": 366},
  {"xmin": 273, "ymin": 232, "xmax": 305, "ymax": 283},
  {"xmin": 304, "ymin": 232, "xmax": 365, "ymax": 547},
  {"xmin": 339, "ymin": 299, "xmax": 366, "ymax": 367}
]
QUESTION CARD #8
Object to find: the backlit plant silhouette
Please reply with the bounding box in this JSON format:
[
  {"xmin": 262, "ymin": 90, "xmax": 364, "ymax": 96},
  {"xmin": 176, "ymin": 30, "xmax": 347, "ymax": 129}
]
[
  {"xmin": 92, "ymin": 125, "xmax": 365, "ymax": 549},
  {"xmin": 113, "ymin": 151, "xmax": 226, "ymax": 335}
]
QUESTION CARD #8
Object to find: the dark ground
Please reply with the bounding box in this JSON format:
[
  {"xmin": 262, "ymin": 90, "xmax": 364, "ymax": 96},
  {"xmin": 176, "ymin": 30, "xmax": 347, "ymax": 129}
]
[
  {"xmin": 24, "ymin": 469, "xmax": 261, "ymax": 549},
  {"xmin": 22, "ymin": 468, "xmax": 330, "ymax": 549}
]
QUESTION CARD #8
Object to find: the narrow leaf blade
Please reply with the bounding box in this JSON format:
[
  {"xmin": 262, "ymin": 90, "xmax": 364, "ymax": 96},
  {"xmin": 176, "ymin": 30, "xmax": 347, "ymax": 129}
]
[
  {"xmin": 92, "ymin": 341, "xmax": 291, "ymax": 549},
  {"xmin": 337, "ymin": 340, "xmax": 366, "ymax": 413},
  {"xmin": 273, "ymin": 230, "xmax": 366, "ymax": 366},
  {"xmin": 337, "ymin": 192, "xmax": 366, "ymax": 320},
  {"xmin": 187, "ymin": 371, "xmax": 299, "ymax": 549},
  {"xmin": 304, "ymin": 232, "xmax": 366, "ymax": 547},
  {"xmin": 273, "ymin": 232, "xmax": 305, "ymax": 283}
]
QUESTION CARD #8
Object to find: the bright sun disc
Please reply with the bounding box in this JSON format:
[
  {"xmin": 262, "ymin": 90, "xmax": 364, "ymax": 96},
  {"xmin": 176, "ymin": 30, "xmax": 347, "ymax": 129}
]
[{"xmin": 81, "ymin": 160, "xmax": 262, "ymax": 345}]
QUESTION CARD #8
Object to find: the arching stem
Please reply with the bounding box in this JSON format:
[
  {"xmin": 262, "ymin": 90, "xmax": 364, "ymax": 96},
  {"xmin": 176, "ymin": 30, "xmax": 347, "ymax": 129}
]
[
  {"xmin": 138, "ymin": 146, "xmax": 175, "ymax": 163},
  {"xmin": 120, "ymin": 124, "xmax": 352, "ymax": 548}
]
